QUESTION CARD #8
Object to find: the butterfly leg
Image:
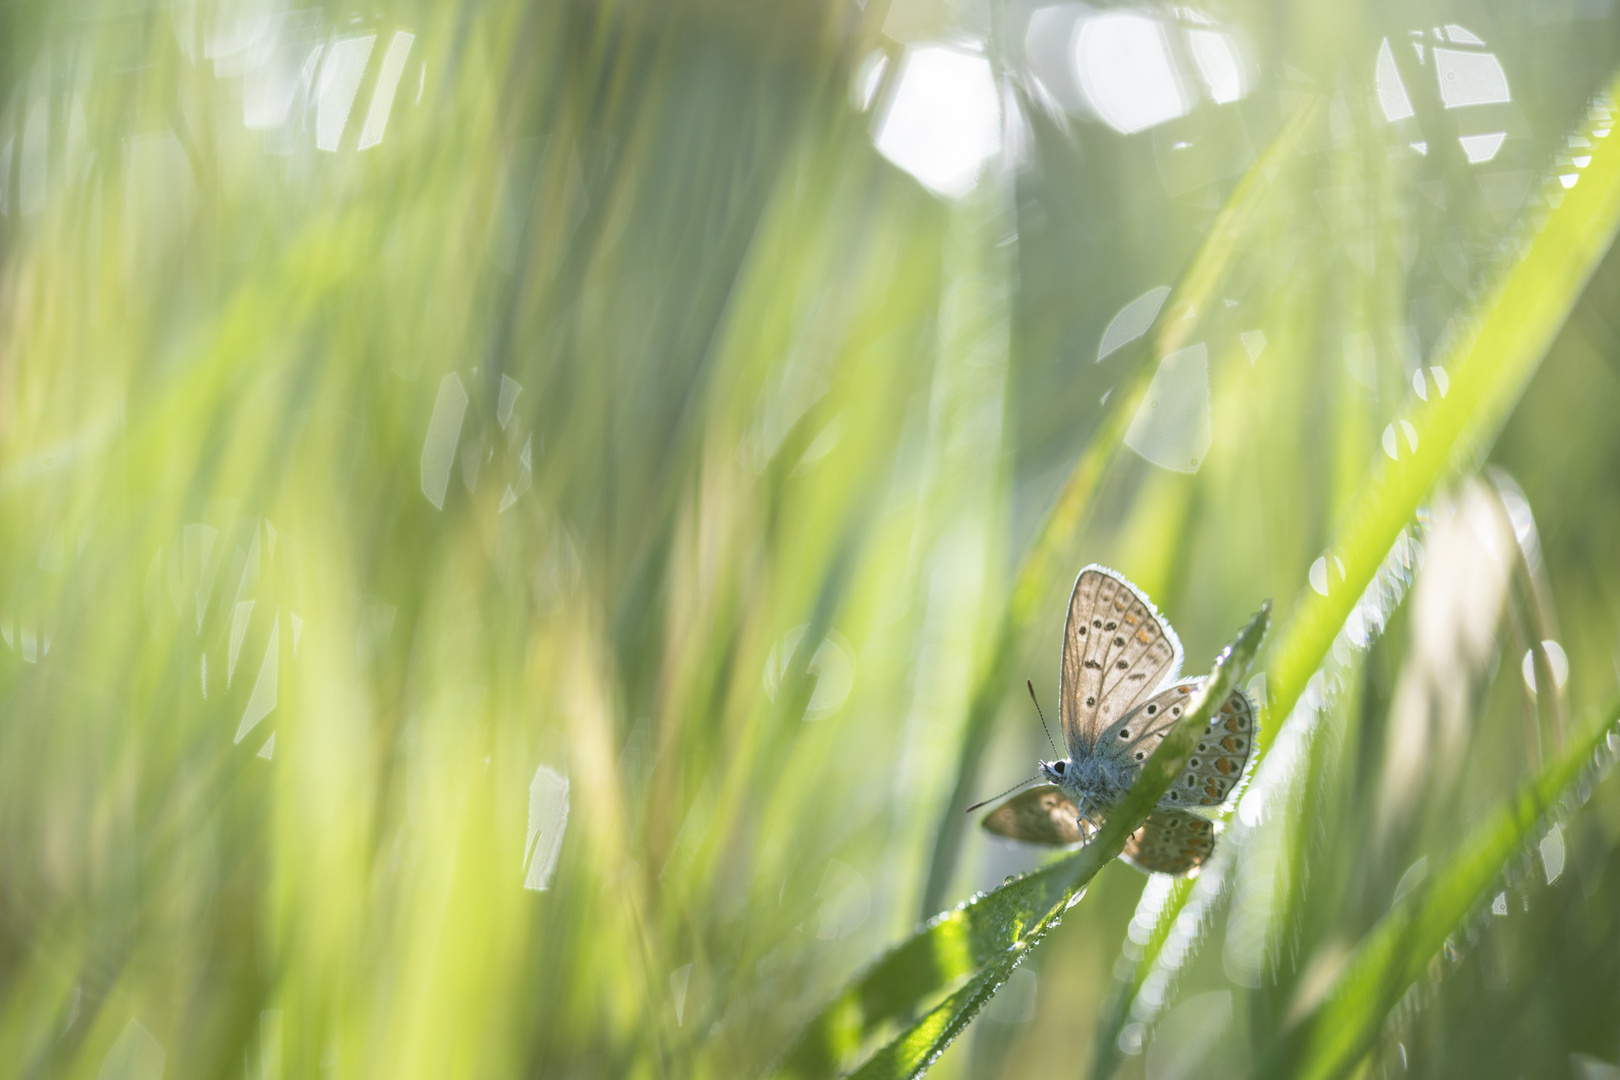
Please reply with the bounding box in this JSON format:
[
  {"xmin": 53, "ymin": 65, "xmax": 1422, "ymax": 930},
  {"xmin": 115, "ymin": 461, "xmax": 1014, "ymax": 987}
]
[{"xmin": 1075, "ymin": 798, "xmax": 1102, "ymax": 840}]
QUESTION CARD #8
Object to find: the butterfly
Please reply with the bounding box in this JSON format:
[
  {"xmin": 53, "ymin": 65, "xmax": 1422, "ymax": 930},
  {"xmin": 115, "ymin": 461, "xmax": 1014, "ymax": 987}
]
[{"xmin": 980, "ymin": 565, "xmax": 1257, "ymax": 875}]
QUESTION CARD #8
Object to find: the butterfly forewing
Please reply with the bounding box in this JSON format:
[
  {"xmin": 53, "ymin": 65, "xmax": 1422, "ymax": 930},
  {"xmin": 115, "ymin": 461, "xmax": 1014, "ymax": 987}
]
[
  {"xmin": 1059, "ymin": 566, "xmax": 1183, "ymax": 757},
  {"xmin": 1122, "ymin": 810, "xmax": 1216, "ymax": 875},
  {"xmin": 981, "ymin": 785, "xmax": 1091, "ymax": 847}
]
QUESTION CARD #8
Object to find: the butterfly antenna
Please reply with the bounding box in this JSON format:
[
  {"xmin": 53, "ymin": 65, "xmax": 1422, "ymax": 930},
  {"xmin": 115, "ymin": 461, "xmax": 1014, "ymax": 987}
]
[
  {"xmin": 1028, "ymin": 679, "xmax": 1057, "ymax": 757},
  {"xmin": 965, "ymin": 773, "xmax": 1040, "ymax": 815}
]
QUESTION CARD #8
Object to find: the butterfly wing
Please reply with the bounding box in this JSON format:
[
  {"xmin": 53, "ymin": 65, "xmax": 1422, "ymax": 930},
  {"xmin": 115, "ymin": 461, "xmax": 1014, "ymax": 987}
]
[
  {"xmin": 981, "ymin": 785, "xmax": 1091, "ymax": 847},
  {"xmin": 1059, "ymin": 566, "xmax": 1183, "ymax": 758},
  {"xmin": 1122, "ymin": 809, "xmax": 1217, "ymax": 875},
  {"xmin": 1093, "ymin": 679, "xmax": 1259, "ymax": 811},
  {"xmin": 1170, "ymin": 685, "xmax": 1259, "ymax": 809}
]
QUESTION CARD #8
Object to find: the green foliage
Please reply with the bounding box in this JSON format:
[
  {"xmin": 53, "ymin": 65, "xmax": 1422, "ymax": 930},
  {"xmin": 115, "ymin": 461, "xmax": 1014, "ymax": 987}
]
[
  {"xmin": 1088, "ymin": 75, "xmax": 1620, "ymax": 1080},
  {"xmin": 3, "ymin": 2, "xmax": 1620, "ymax": 1080},
  {"xmin": 1261, "ymin": 695, "xmax": 1620, "ymax": 1080}
]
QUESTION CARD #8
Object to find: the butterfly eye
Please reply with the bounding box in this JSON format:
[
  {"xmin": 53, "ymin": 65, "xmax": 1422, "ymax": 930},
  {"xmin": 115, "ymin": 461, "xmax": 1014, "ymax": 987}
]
[{"xmin": 1052, "ymin": 760, "xmax": 1067, "ymax": 775}]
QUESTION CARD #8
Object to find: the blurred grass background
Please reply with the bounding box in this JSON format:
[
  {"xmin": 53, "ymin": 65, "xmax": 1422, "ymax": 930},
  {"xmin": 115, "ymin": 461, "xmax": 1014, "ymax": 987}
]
[{"xmin": 4, "ymin": 0, "xmax": 1620, "ymax": 1078}]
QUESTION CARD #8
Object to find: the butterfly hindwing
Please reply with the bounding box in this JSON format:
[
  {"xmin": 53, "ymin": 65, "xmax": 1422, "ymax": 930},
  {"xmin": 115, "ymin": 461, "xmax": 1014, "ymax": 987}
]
[
  {"xmin": 1059, "ymin": 566, "xmax": 1183, "ymax": 758},
  {"xmin": 1122, "ymin": 809, "xmax": 1216, "ymax": 875},
  {"xmin": 1173, "ymin": 685, "xmax": 1258, "ymax": 809},
  {"xmin": 1094, "ymin": 679, "xmax": 1258, "ymax": 811},
  {"xmin": 983, "ymin": 793, "xmax": 1221, "ymax": 873},
  {"xmin": 981, "ymin": 785, "xmax": 1090, "ymax": 847}
]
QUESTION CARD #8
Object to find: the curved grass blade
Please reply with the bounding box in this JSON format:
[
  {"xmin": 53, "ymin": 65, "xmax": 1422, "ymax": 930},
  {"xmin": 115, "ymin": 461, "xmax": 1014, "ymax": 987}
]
[
  {"xmin": 1086, "ymin": 872, "xmax": 1196, "ymax": 1076},
  {"xmin": 774, "ymin": 603, "xmax": 1270, "ymax": 1080},
  {"xmin": 1086, "ymin": 526, "xmax": 1421, "ymax": 1079},
  {"xmin": 1263, "ymin": 83, "xmax": 1620, "ymax": 759},
  {"xmin": 1088, "ymin": 80, "xmax": 1620, "ymax": 1078},
  {"xmin": 1257, "ymin": 695, "xmax": 1620, "ymax": 1080},
  {"xmin": 919, "ymin": 100, "xmax": 1320, "ymax": 916}
]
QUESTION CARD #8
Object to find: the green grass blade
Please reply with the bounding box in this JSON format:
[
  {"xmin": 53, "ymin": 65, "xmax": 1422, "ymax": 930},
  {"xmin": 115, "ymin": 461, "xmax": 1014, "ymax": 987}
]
[
  {"xmin": 1086, "ymin": 81, "xmax": 1620, "ymax": 1077},
  {"xmin": 775, "ymin": 603, "xmax": 1270, "ymax": 1080},
  {"xmin": 919, "ymin": 101, "xmax": 1319, "ymax": 915},
  {"xmin": 1259, "ymin": 695, "xmax": 1620, "ymax": 1080},
  {"xmin": 1086, "ymin": 872, "xmax": 1197, "ymax": 1078},
  {"xmin": 1262, "ymin": 83, "xmax": 1620, "ymax": 760}
]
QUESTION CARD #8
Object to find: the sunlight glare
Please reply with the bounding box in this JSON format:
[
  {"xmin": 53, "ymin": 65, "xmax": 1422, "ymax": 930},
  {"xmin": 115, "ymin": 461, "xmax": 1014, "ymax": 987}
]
[{"xmin": 873, "ymin": 46, "xmax": 1001, "ymax": 199}]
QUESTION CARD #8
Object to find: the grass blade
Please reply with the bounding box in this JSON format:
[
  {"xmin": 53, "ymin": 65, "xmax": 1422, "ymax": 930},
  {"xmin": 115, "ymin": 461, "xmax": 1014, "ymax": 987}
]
[
  {"xmin": 1263, "ymin": 84, "xmax": 1620, "ymax": 759},
  {"xmin": 1258, "ymin": 695, "xmax": 1620, "ymax": 1080}
]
